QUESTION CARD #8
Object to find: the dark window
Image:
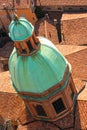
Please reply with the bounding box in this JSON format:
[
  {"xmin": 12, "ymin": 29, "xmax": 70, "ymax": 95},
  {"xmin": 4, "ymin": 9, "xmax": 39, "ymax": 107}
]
[
  {"xmin": 68, "ymin": 8, "xmax": 72, "ymax": 10},
  {"xmin": 58, "ymin": 8, "xmax": 62, "ymax": 10},
  {"xmin": 80, "ymin": 8, "xmax": 84, "ymax": 10},
  {"xmin": 47, "ymin": 7, "xmax": 51, "ymax": 10},
  {"xmin": 22, "ymin": 49, "xmax": 27, "ymax": 54},
  {"xmin": 26, "ymin": 40, "xmax": 34, "ymax": 51},
  {"xmin": 52, "ymin": 98, "xmax": 66, "ymax": 114},
  {"xmin": 34, "ymin": 105, "xmax": 47, "ymax": 116}
]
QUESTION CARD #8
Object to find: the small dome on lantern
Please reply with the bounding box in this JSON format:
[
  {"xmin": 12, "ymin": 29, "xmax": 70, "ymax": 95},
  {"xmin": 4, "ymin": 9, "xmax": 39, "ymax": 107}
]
[{"xmin": 9, "ymin": 16, "xmax": 34, "ymax": 41}]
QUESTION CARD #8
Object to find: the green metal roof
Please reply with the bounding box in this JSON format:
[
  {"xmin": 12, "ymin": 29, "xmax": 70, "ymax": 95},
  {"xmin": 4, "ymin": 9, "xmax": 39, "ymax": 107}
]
[
  {"xmin": 9, "ymin": 17, "xmax": 34, "ymax": 41},
  {"xmin": 9, "ymin": 37, "xmax": 71, "ymax": 94}
]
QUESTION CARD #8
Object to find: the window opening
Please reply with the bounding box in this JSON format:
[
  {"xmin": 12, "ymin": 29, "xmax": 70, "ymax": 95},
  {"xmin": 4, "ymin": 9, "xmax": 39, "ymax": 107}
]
[
  {"xmin": 26, "ymin": 40, "xmax": 34, "ymax": 51},
  {"xmin": 34, "ymin": 105, "xmax": 47, "ymax": 116},
  {"xmin": 52, "ymin": 98, "xmax": 66, "ymax": 114}
]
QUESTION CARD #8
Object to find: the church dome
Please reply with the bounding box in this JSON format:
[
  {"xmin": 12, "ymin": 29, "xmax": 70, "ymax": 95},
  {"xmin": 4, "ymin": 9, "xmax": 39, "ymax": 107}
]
[
  {"xmin": 9, "ymin": 37, "xmax": 71, "ymax": 93},
  {"xmin": 9, "ymin": 17, "xmax": 34, "ymax": 41},
  {"xmin": 8, "ymin": 15, "xmax": 76, "ymax": 122}
]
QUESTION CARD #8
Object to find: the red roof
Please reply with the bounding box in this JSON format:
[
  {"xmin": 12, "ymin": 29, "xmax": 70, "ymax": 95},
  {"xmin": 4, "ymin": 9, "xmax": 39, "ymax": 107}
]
[
  {"xmin": 0, "ymin": 0, "xmax": 30, "ymax": 9},
  {"xmin": 66, "ymin": 48, "xmax": 87, "ymax": 80},
  {"xmin": 0, "ymin": 71, "xmax": 16, "ymax": 93},
  {"xmin": 35, "ymin": 17, "xmax": 59, "ymax": 44},
  {"xmin": 36, "ymin": 0, "xmax": 87, "ymax": 6},
  {"xmin": 56, "ymin": 45, "xmax": 87, "ymax": 56}
]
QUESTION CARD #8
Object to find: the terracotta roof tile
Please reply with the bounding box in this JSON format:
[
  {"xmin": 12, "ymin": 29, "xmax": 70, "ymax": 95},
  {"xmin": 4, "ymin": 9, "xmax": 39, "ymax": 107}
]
[
  {"xmin": 0, "ymin": 71, "xmax": 26, "ymax": 122},
  {"xmin": 0, "ymin": 71, "xmax": 15, "ymax": 93},
  {"xmin": 75, "ymin": 100, "xmax": 87, "ymax": 130},
  {"xmin": 74, "ymin": 78, "xmax": 86, "ymax": 93},
  {"xmin": 62, "ymin": 13, "xmax": 87, "ymax": 21},
  {"xmin": 36, "ymin": 0, "xmax": 87, "ymax": 6},
  {"xmin": 78, "ymin": 83, "xmax": 87, "ymax": 101},
  {"xmin": 61, "ymin": 13, "xmax": 87, "ymax": 45},
  {"xmin": 35, "ymin": 17, "xmax": 59, "ymax": 44},
  {"xmin": 56, "ymin": 45, "xmax": 87, "ymax": 56},
  {"xmin": 0, "ymin": 0, "xmax": 30, "ymax": 9},
  {"xmin": 66, "ymin": 48, "xmax": 87, "ymax": 80}
]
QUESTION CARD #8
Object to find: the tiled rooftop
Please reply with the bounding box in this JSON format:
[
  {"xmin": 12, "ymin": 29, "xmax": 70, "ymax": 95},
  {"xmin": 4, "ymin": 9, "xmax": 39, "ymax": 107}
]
[
  {"xmin": 61, "ymin": 13, "xmax": 87, "ymax": 45},
  {"xmin": 35, "ymin": 17, "xmax": 59, "ymax": 44},
  {"xmin": 0, "ymin": 0, "xmax": 30, "ymax": 9},
  {"xmin": 62, "ymin": 13, "xmax": 87, "ymax": 21},
  {"xmin": 36, "ymin": 0, "xmax": 87, "ymax": 6},
  {"xmin": 78, "ymin": 83, "xmax": 87, "ymax": 101},
  {"xmin": 74, "ymin": 78, "xmax": 86, "ymax": 93},
  {"xmin": 0, "ymin": 71, "xmax": 16, "ymax": 93},
  {"xmin": 56, "ymin": 45, "xmax": 87, "ymax": 56},
  {"xmin": 66, "ymin": 48, "xmax": 87, "ymax": 80}
]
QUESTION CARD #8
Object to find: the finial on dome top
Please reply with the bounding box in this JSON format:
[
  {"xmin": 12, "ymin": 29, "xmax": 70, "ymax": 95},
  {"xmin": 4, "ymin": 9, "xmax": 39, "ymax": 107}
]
[{"xmin": 13, "ymin": 13, "xmax": 19, "ymax": 21}]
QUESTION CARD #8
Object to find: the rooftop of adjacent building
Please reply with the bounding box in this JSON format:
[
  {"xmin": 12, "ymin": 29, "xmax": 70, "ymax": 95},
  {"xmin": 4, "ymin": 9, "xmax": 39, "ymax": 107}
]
[
  {"xmin": 62, "ymin": 12, "xmax": 87, "ymax": 21},
  {"xmin": 36, "ymin": 0, "xmax": 87, "ymax": 6},
  {"xmin": 0, "ymin": 0, "xmax": 30, "ymax": 9},
  {"xmin": 35, "ymin": 16, "xmax": 59, "ymax": 45}
]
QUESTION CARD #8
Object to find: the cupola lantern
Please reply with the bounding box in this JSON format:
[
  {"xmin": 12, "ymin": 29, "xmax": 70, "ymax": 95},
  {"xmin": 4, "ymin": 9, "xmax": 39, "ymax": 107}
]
[
  {"xmin": 9, "ymin": 14, "xmax": 40, "ymax": 56},
  {"xmin": 9, "ymin": 14, "xmax": 77, "ymax": 121}
]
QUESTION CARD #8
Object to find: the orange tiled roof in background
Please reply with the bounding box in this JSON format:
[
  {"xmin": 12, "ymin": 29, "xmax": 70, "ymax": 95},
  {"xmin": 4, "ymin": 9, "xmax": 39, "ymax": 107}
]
[
  {"xmin": 0, "ymin": 71, "xmax": 26, "ymax": 123},
  {"xmin": 35, "ymin": 17, "xmax": 59, "ymax": 44},
  {"xmin": 0, "ymin": 0, "xmax": 30, "ymax": 9},
  {"xmin": 66, "ymin": 48, "xmax": 87, "ymax": 80},
  {"xmin": 36, "ymin": 0, "xmax": 87, "ymax": 6},
  {"xmin": 0, "ymin": 71, "xmax": 15, "ymax": 93},
  {"xmin": 62, "ymin": 13, "xmax": 87, "ymax": 20},
  {"xmin": 61, "ymin": 13, "xmax": 87, "ymax": 45},
  {"xmin": 56, "ymin": 45, "xmax": 87, "ymax": 56}
]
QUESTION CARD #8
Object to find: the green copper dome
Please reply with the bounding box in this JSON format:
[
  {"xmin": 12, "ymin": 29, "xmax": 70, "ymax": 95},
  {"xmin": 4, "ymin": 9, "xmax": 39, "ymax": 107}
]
[
  {"xmin": 9, "ymin": 17, "xmax": 34, "ymax": 41},
  {"xmin": 9, "ymin": 37, "xmax": 71, "ymax": 93}
]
